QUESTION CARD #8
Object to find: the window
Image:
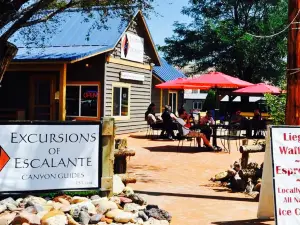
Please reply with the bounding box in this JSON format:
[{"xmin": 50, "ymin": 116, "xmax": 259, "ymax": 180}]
[
  {"xmin": 193, "ymin": 101, "xmax": 202, "ymax": 110},
  {"xmin": 66, "ymin": 83, "xmax": 100, "ymax": 119},
  {"xmin": 168, "ymin": 92, "xmax": 178, "ymax": 113},
  {"xmin": 112, "ymin": 84, "xmax": 130, "ymax": 118}
]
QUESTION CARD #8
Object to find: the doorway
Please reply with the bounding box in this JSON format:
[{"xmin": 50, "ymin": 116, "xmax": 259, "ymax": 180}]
[
  {"xmin": 168, "ymin": 91, "xmax": 178, "ymax": 114},
  {"xmin": 29, "ymin": 75, "xmax": 56, "ymax": 120}
]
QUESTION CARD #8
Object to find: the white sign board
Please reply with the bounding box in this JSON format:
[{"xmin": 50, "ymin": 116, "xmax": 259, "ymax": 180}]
[
  {"xmin": 120, "ymin": 72, "xmax": 145, "ymax": 82},
  {"xmin": 121, "ymin": 32, "xmax": 144, "ymax": 63},
  {"xmin": 271, "ymin": 126, "xmax": 300, "ymax": 224},
  {"xmin": 0, "ymin": 123, "xmax": 100, "ymax": 192}
]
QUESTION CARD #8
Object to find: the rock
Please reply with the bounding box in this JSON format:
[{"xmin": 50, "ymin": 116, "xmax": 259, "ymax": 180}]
[
  {"xmin": 109, "ymin": 197, "xmax": 121, "ymax": 205},
  {"xmin": 23, "ymin": 196, "xmax": 47, "ymax": 206},
  {"xmin": 79, "ymin": 211, "xmax": 90, "ymax": 225},
  {"xmin": 24, "ymin": 206, "xmax": 37, "ymax": 214},
  {"xmin": 138, "ymin": 211, "xmax": 149, "ymax": 221},
  {"xmin": 253, "ymin": 183, "xmax": 261, "ymax": 192},
  {"xmin": 22, "ymin": 223, "xmax": 30, "ymax": 225},
  {"xmin": 145, "ymin": 208, "xmax": 172, "ymax": 222},
  {"xmin": 95, "ymin": 200, "xmax": 118, "ymax": 214},
  {"xmin": 135, "ymin": 217, "xmax": 145, "ymax": 225},
  {"xmin": 146, "ymin": 205, "xmax": 159, "ymax": 210},
  {"xmin": 114, "ymin": 212, "xmax": 134, "ymax": 223},
  {"xmin": 105, "ymin": 209, "xmax": 123, "ymax": 219},
  {"xmin": 71, "ymin": 197, "xmax": 89, "ymax": 204},
  {"xmin": 25, "ymin": 204, "xmax": 44, "ymax": 213},
  {"xmin": 113, "ymin": 175, "xmax": 125, "ymax": 195},
  {"xmin": 70, "ymin": 208, "xmax": 80, "ymax": 219},
  {"xmin": 0, "ymin": 197, "xmax": 17, "ymax": 207},
  {"xmin": 124, "ymin": 203, "xmax": 141, "ymax": 213},
  {"xmin": 60, "ymin": 205, "xmax": 71, "ymax": 213},
  {"xmin": 41, "ymin": 210, "xmax": 65, "ymax": 222},
  {"xmin": 70, "ymin": 201, "xmax": 97, "ymax": 214},
  {"xmin": 100, "ymin": 217, "xmax": 113, "ymax": 224},
  {"xmin": 144, "ymin": 218, "xmax": 169, "ymax": 225},
  {"xmin": 56, "ymin": 198, "xmax": 70, "ymax": 206},
  {"xmin": 37, "ymin": 211, "xmax": 49, "ymax": 220},
  {"xmin": 0, "ymin": 204, "xmax": 7, "ymax": 214},
  {"xmin": 53, "ymin": 195, "xmax": 72, "ymax": 203},
  {"xmin": 123, "ymin": 187, "xmax": 134, "ymax": 196},
  {"xmin": 0, "ymin": 212, "xmax": 17, "ymax": 225},
  {"xmin": 15, "ymin": 198, "xmax": 23, "ymax": 207},
  {"xmin": 42, "ymin": 215, "xmax": 67, "ymax": 225},
  {"xmin": 66, "ymin": 214, "xmax": 80, "ymax": 225},
  {"xmin": 11, "ymin": 211, "xmax": 41, "ymax": 225},
  {"xmin": 97, "ymin": 223, "xmax": 107, "ymax": 225},
  {"xmin": 90, "ymin": 195, "xmax": 101, "ymax": 201},
  {"xmin": 119, "ymin": 197, "xmax": 132, "ymax": 204},
  {"xmin": 128, "ymin": 194, "xmax": 147, "ymax": 206},
  {"xmin": 90, "ymin": 214, "xmax": 103, "ymax": 224},
  {"xmin": 46, "ymin": 201, "xmax": 64, "ymax": 210}
]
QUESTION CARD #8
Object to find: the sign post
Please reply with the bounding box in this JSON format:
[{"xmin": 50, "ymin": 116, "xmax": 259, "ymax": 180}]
[
  {"xmin": 0, "ymin": 121, "xmax": 102, "ymax": 193},
  {"xmin": 262, "ymin": 126, "xmax": 300, "ymax": 224}
]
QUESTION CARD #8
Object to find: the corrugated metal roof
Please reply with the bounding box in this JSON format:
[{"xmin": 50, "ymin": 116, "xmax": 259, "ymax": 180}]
[
  {"xmin": 8, "ymin": 9, "xmax": 130, "ymax": 61},
  {"xmin": 153, "ymin": 58, "xmax": 186, "ymax": 82}
]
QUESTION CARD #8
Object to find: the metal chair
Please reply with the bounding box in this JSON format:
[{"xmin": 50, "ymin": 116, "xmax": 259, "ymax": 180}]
[{"xmin": 176, "ymin": 122, "xmax": 197, "ymax": 152}]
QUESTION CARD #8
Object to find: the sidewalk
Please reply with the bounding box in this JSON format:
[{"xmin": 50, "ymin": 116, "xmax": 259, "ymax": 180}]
[{"xmin": 117, "ymin": 132, "xmax": 275, "ymax": 225}]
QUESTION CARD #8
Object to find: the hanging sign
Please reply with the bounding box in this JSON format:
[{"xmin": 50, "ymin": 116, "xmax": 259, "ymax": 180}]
[
  {"xmin": 271, "ymin": 126, "xmax": 300, "ymax": 224},
  {"xmin": 121, "ymin": 32, "xmax": 144, "ymax": 63},
  {"xmin": 0, "ymin": 122, "xmax": 101, "ymax": 192}
]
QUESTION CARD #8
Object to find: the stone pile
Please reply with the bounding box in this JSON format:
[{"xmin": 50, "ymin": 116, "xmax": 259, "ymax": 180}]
[{"xmin": 0, "ymin": 187, "xmax": 171, "ymax": 225}]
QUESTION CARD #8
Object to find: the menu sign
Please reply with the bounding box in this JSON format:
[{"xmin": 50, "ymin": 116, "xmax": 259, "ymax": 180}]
[{"xmin": 271, "ymin": 126, "xmax": 300, "ymax": 224}]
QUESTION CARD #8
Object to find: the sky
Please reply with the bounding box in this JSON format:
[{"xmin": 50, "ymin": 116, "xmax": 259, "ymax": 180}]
[{"xmin": 146, "ymin": 0, "xmax": 192, "ymax": 47}]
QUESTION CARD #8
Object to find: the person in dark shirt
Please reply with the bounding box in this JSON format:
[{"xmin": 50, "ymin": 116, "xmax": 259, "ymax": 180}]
[
  {"xmin": 161, "ymin": 105, "xmax": 176, "ymax": 140},
  {"xmin": 252, "ymin": 109, "xmax": 263, "ymax": 137}
]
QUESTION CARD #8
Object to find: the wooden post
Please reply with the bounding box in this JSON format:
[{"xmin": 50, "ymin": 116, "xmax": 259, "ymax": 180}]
[
  {"xmin": 286, "ymin": 0, "xmax": 300, "ymax": 125},
  {"xmin": 101, "ymin": 117, "xmax": 115, "ymax": 196},
  {"xmin": 59, "ymin": 64, "xmax": 67, "ymax": 121},
  {"xmin": 241, "ymin": 139, "xmax": 249, "ymax": 169}
]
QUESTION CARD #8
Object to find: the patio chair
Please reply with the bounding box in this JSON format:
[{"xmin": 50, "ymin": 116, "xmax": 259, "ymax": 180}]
[{"xmin": 176, "ymin": 122, "xmax": 197, "ymax": 152}]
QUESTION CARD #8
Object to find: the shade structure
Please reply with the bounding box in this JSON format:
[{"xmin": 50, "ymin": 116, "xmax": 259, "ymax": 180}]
[
  {"xmin": 155, "ymin": 78, "xmax": 211, "ymax": 90},
  {"xmin": 233, "ymin": 83, "xmax": 282, "ymax": 95},
  {"xmin": 184, "ymin": 72, "xmax": 253, "ymax": 88}
]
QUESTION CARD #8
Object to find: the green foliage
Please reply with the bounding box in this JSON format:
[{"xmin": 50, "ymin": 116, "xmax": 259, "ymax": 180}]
[
  {"xmin": 38, "ymin": 190, "xmax": 101, "ymax": 198},
  {"xmin": 202, "ymin": 90, "xmax": 216, "ymax": 111},
  {"xmin": 264, "ymin": 93, "xmax": 286, "ymax": 125},
  {"xmin": 159, "ymin": 0, "xmax": 287, "ymax": 83}
]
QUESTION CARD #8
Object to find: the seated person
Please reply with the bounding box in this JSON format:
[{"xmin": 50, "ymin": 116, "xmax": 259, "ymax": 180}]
[
  {"xmin": 230, "ymin": 110, "xmax": 251, "ymax": 137},
  {"xmin": 199, "ymin": 111, "xmax": 215, "ymax": 140},
  {"xmin": 145, "ymin": 103, "xmax": 156, "ymax": 121},
  {"xmin": 161, "ymin": 105, "xmax": 176, "ymax": 139},
  {"xmin": 251, "ymin": 109, "xmax": 265, "ymax": 137},
  {"xmin": 227, "ymin": 162, "xmax": 246, "ymax": 192},
  {"xmin": 175, "ymin": 108, "xmax": 220, "ymax": 151}
]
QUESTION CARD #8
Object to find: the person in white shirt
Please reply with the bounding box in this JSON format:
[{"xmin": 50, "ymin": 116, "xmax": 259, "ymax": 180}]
[{"xmin": 176, "ymin": 109, "xmax": 218, "ymax": 151}]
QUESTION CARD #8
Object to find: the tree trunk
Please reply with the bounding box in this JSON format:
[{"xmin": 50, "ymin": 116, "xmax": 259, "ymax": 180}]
[
  {"xmin": 286, "ymin": 0, "xmax": 300, "ymax": 125},
  {"xmin": 239, "ymin": 145, "xmax": 265, "ymax": 153},
  {"xmin": 0, "ymin": 40, "xmax": 18, "ymax": 84}
]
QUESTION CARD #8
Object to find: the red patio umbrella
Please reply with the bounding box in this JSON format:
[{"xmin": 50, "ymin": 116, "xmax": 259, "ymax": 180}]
[
  {"xmin": 155, "ymin": 78, "xmax": 211, "ymax": 90},
  {"xmin": 183, "ymin": 72, "xmax": 253, "ymax": 88},
  {"xmin": 233, "ymin": 83, "xmax": 282, "ymax": 95}
]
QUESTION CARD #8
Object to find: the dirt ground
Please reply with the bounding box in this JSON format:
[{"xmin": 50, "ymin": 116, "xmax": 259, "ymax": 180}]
[{"xmin": 117, "ymin": 131, "xmax": 275, "ymax": 225}]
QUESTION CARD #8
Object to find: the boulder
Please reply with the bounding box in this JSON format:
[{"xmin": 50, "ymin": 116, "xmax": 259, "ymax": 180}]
[
  {"xmin": 11, "ymin": 211, "xmax": 41, "ymax": 225},
  {"xmin": 41, "ymin": 210, "xmax": 65, "ymax": 222},
  {"xmin": 0, "ymin": 212, "xmax": 17, "ymax": 225},
  {"xmin": 41, "ymin": 215, "xmax": 67, "ymax": 225},
  {"xmin": 66, "ymin": 214, "xmax": 80, "ymax": 225},
  {"xmin": 60, "ymin": 205, "xmax": 71, "ymax": 213},
  {"xmin": 109, "ymin": 197, "xmax": 121, "ymax": 205},
  {"xmin": 144, "ymin": 218, "xmax": 169, "ymax": 225},
  {"xmin": 95, "ymin": 200, "xmax": 118, "ymax": 214},
  {"xmin": 69, "ymin": 208, "xmax": 80, "ymax": 219},
  {"xmin": 124, "ymin": 203, "xmax": 141, "ymax": 213},
  {"xmin": 15, "ymin": 199, "xmax": 23, "ymax": 207},
  {"xmin": 114, "ymin": 212, "xmax": 134, "ymax": 223},
  {"xmin": 105, "ymin": 209, "xmax": 123, "ymax": 219},
  {"xmin": 138, "ymin": 211, "xmax": 149, "ymax": 221},
  {"xmin": 119, "ymin": 197, "xmax": 132, "ymax": 204},
  {"xmin": 0, "ymin": 204, "xmax": 7, "ymax": 214},
  {"xmin": 36, "ymin": 211, "xmax": 49, "ymax": 220},
  {"xmin": 23, "ymin": 196, "xmax": 47, "ymax": 206},
  {"xmin": 56, "ymin": 198, "xmax": 70, "ymax": 206},
  {"xmin": 0, "ymin": 197, "xmax": 17, "ymax": 207},
  {"xmin": 70, "ymin": 201, "xmax": 96, "ymax": 214},
  {"xmin": 90, "ymin": 195, "xmax": 101, "ymax": 201},
  {"xmin": 145, "ymin": 208, "xmax": 172, "ymax": 222},
  {"xmin": 127, "ymin": 194, "xmax": 147, "ymax": 206},
  {"xmin": 113, "ymin": 175, "xmax": 125, "ymax": 195},
  {"xmin": 79, "ymin": 211, "xmax": 90, "ymax": 225},
  {"xmin": 90, "ymin": 214, "xmax": 102, "ymax": 224},
  {"xmin": 123, "ymin": 186, "xmax": 134, "ymax": 196},
  {"xmin": 53, "ymin": 195, "xmax": 72, "ymax": 203},
  {"xmin": 71, "ymin": 197, "xmax": 89, "ymax": 204}
]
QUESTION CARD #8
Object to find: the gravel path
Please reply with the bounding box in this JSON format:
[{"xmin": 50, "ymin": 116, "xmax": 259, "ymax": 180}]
[{"xmin": 118, "ymin": 132, "xmax": 275, "ymax": 225}]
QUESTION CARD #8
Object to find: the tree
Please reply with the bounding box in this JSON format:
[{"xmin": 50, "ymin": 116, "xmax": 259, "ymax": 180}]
[
  {"xmin": 0, "ymin": 0, "xmax": 154, "ymax": 83},
  {"xmin": 202, "ymin": 89, "xmax": 216, "ymax": 111},
  {"xmin": 159, "ymin": 0, "xmax": 287, "ymax": 84}
]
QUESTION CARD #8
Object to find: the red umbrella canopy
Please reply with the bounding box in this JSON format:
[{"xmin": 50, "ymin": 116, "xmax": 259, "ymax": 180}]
[
  {"xmin": 155, "ymin": 78, "xmax": 211, "ymax": 90},
  {"xmin": 233, "ymin": 83, "xmax": 282, "ymax": 94},
  {"xmin": 184, "ymin": 72, "xmax": 253, "ymax": 88}
]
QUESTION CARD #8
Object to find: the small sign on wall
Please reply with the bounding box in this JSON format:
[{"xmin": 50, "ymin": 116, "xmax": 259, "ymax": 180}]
[
  {"xmin": 0, "ymin": 122, "xmax": 101, "ymax": 192},
  {"xmin": 120, "ymin": 72, "xmax": 145, "ymax": 82},
  {"xmin": 121, "ymin": 32, "xmax": 144, "ymax": 63},
  {"xmin": 271, "ymin": 126, "xmax": 300, "ymax": 224}
]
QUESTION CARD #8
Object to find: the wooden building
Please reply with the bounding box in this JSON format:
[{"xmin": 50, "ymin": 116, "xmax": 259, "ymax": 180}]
[{"xmin": 1, "ymin": 9, "xmax": 162, "ymax": 134}]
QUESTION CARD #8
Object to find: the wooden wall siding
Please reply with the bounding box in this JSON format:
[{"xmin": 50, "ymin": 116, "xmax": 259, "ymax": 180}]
[
  {"xmin": 151, "ymin": 76, "xmax": 161, "ymax": 114},
  {"xmin": 104, "ymin": 62, "xmax": 152, "ymax": 134}
]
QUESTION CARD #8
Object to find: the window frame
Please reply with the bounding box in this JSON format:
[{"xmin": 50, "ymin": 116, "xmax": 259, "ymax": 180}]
[
  {"xmin": 111, "ymin": 82, "xmax": 131, "ymax": 121},
  {"xmin": 66, "ymin": 81, "xmax": 101, "ymax": 121},
  {"xmin": 168, "ymin": 91, "xmax": 178, "ymax": 114}
]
